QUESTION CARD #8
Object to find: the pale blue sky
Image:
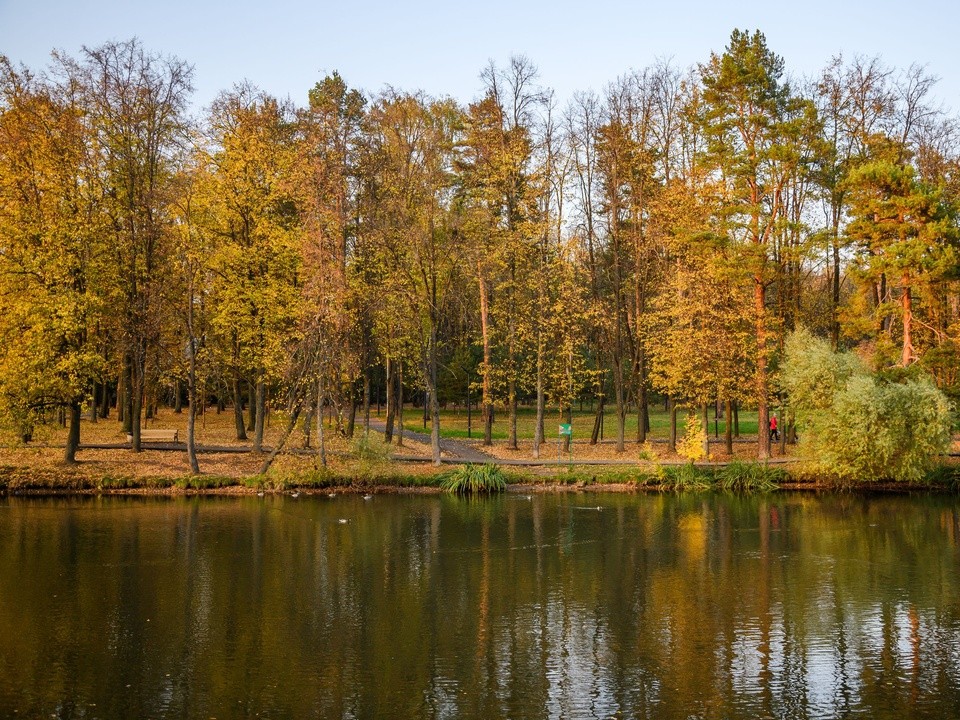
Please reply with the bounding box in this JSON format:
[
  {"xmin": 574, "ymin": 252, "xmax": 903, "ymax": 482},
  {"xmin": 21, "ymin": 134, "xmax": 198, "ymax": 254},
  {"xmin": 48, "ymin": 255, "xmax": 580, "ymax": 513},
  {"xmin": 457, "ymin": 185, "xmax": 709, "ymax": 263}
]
[{"xmin": 1, "ymin": 0, "xmax": 957, "ymax": 116}]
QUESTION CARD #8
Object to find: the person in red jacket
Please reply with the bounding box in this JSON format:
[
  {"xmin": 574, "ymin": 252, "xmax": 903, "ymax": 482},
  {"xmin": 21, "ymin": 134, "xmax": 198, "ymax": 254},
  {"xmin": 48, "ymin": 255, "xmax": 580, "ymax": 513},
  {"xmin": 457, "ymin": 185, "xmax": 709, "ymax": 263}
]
[{"xmin": 769, "ymin": 415, "xmax": 780, "ymax": 442}]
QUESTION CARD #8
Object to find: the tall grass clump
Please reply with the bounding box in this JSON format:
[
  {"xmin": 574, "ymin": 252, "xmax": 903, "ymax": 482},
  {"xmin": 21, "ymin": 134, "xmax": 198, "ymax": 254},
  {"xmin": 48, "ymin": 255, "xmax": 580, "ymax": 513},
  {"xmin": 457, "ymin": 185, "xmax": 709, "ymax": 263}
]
[
  {"xmin": 659, "ymin": 464, "xmax": 711, "ymax": 491},
  {"xmin": 716, "ymin": 461, "xmax": 783, "ymax": 492},
  {"xmin": 439, "ymin": 463, "xmax": 507, "ymax": 494},
  {"xmin": 353, "ymin": 434, "xmax": 391, "ymax": 462}
]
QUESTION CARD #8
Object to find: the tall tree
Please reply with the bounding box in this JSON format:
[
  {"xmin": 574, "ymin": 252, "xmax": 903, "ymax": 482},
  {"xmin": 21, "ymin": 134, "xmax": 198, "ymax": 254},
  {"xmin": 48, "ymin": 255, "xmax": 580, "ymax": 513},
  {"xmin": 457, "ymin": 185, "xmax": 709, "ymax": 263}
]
[
  {"xmin": 845, "ymin": 149, "xmax": 959, "ymax": 366},
  {"xmin": 698, "ymin": 29, "xmax": 815, "ymax": 459},
  {"xmin": 69, "ymin": 39, "xmax": 193, "ymax": 451},
  {"xmin": 201, "ymin": 84, "xmax": 302, "ymax": 452},
  {"xmin": 297, "ymin": 72, "xmax": 368, "ymax": 438},
  {"xmin": 364, "ymin": 91, "xmax": 465, "ymax": 464},
  {"xmin": 460, "ymin": 56, "xmax": 546, "ymax": 448},
  {"xmin": 0, "ymin": 58, "xmax": 107, "ymax": 462}
]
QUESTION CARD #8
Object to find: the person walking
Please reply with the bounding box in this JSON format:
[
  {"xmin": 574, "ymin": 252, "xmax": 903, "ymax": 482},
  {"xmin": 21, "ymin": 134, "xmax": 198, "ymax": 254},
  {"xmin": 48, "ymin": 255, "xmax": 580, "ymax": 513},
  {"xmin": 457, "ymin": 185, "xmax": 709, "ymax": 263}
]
[{"xmin": 769, "ymin": 415, "xmax": 780, "ymax": 442}]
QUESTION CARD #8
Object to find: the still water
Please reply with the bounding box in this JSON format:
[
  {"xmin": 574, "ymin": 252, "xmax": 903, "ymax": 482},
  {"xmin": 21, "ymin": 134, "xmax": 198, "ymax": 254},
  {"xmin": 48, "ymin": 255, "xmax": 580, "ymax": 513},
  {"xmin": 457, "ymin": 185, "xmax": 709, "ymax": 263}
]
[{"xmin": 1, "ymin": 491, "xmax": 960, "ymax": 719}]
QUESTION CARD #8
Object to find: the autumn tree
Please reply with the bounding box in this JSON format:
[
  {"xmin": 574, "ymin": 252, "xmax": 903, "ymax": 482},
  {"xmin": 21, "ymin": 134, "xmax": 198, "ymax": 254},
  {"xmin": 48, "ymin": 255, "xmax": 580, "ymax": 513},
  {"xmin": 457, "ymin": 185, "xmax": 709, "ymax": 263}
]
[
  {"xmin": 459, "ymin": 56, "xmax": 547, "ymax": 448},
  {"xmin": 698, "ymin": 29, "xmax": 816, "ymax": 459},
  {"xmin": 201, "ymin": 84, "xmax": 303, "ymax": 452},
  {"xmin": 363, "ymin": 91, "xmax": 465, "ymax": 464},
  {"xmin": 0, "ymin": 58, "xmax": 107, "ymax": 462},
  {"xmin": 295, "ymin": 72, "xmax": 368, "ymax": 438},
  {"xmin": 69, "ymin": 39, "xmax": 193, "ymax": 451}
]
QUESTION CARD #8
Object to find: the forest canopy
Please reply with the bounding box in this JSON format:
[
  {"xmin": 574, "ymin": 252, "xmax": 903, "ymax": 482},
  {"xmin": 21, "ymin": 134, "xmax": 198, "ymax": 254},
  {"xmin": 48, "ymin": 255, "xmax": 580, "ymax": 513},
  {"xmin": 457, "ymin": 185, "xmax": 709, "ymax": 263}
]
[{"xmin": 0, "ymin": 31, "xmax": 957, "ymax": 467}]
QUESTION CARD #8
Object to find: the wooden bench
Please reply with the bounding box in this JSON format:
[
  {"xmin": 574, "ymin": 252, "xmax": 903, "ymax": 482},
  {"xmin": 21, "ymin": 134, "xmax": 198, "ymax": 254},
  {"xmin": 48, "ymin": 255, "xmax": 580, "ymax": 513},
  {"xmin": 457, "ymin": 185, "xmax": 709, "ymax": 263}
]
[{"xmin": 126, "ymin": 429, "xmax": 179, "ymax": 443}]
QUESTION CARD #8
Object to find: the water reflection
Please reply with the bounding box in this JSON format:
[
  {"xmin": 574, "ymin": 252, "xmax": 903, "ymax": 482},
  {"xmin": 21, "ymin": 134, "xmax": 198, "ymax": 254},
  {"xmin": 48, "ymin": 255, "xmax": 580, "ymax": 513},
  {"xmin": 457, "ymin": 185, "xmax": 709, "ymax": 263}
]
[{"xmin": 1, "ymin": 493, "xmax": 959, "ymax": 718}]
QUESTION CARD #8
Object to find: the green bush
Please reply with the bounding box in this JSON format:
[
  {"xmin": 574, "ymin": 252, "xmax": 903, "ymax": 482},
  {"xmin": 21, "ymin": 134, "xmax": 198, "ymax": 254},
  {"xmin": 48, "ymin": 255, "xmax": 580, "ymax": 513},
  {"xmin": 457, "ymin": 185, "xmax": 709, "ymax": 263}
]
[
  {"xmin": 781, "ymin": 327, "xmax": 864, "ymax": 412},
  {"xmin": 439, "ymin": 463, "xmax": 507, "ymax": 494},
  {"xmin": 783, "ymin": 329, "xmax": 954, "ymax": 482}
]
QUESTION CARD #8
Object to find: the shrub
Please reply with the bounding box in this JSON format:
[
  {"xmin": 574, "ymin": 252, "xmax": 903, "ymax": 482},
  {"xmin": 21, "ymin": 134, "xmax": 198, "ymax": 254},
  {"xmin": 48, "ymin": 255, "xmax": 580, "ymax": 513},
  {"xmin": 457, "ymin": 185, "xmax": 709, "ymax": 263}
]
[
  {"xmin": 781, "ymin": 327, "xmax": 863, "ymax": 414},
  {"xmin": 439, "ymin": 463, "xmax": 507, "ymax": 494},
  {"xmin": 638, "ymin": 441, "xmax": 659, "ymax": 462},
  {"xmin": 783, "ymin": 329, "xmax": 954, "ymax": 482},
  {"xmin": 677, "ymin": 413, "xmax": 706, "ymax": 462}
]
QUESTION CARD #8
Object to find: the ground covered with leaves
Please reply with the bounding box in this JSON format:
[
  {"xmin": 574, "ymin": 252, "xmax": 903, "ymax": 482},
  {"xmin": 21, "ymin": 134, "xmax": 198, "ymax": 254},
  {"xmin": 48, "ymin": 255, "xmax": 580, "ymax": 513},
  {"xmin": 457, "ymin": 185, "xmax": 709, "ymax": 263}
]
[{"xmin": 0, "ymin": 407, "xmax": 956, "ymax": 494}]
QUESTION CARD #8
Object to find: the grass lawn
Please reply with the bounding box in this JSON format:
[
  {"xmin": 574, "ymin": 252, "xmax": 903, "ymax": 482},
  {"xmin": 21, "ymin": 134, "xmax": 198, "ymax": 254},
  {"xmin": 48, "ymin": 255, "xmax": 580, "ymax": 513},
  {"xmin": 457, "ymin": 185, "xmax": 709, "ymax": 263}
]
[{"xmin": 391, "ymin": 403, "xmax": 762, "ymax": 441}]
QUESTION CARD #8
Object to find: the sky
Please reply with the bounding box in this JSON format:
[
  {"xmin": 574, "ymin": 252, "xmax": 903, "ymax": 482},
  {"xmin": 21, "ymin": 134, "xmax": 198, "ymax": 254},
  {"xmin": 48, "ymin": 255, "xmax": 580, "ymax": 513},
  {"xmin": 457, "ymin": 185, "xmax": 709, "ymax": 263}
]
[{"xmin": 1, "ymin": 0, "xmax": 958, "ymax": 117}]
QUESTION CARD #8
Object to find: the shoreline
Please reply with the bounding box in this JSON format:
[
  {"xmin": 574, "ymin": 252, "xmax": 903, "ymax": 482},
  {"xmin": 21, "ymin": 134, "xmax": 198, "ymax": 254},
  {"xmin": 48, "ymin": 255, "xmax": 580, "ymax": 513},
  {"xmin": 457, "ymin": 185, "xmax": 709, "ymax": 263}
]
[{"xmin": 2, "ymin": 473, "xmax": 955, "ymax": 497}]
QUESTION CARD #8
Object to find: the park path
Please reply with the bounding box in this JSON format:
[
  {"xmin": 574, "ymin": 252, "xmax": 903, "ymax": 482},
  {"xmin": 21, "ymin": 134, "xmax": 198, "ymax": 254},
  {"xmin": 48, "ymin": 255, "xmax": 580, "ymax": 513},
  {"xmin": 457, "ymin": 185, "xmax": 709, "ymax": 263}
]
[
  {"xmin": 76, "ymin": 428, "xmax": 863, "ymax": 467},
  {"xmin": 366, "ymin": 421, "xmax": 804, "ymax": 467},
  {"xmin": 366, "ymin": 419, "xmax": 494, "ymax": 463}
]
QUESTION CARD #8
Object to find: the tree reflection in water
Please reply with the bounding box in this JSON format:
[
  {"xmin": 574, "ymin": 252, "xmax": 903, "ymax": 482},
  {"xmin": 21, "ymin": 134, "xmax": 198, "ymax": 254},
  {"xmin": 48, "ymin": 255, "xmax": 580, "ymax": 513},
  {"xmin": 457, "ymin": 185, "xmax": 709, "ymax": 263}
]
[{"xmin": 1, "ymin": 492, "xmax": 958, "ymax": 718}]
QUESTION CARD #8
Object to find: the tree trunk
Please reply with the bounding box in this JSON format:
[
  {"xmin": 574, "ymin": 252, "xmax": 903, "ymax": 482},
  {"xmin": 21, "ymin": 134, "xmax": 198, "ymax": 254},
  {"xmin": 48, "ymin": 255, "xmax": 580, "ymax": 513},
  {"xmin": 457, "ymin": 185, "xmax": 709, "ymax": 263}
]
[
  {"xmin": 428, "ymin": 328, "xmax": 442, "ymax": 466},
  {"xmin": 831, "ymin": 236, "xmax": 841, "ymax": 350},
  {"xmin": 507, "ymin": 379, "xmax": 518, "ymax": 450},
  {"xmin": 668, "ymin": 396, "xmax": 677, "ymax": 454},
  {"xmin": 232, "ymin": 376, "xmax": 247, "ymax": 441},
  {"xmin": 247, "ymin": 380, "xmax": 256, "ymax": 432},
  {"xmin": 121, "ymin": 356, "xmax": 133, "ymax": 434},
  {"xmin": 174, "ymin": 381, "xmax": 183, "ymax": 414},
  {"xmin": 187, "ymin": 358, "xmax": 200, "ymax": 475},
  {"xmin": 396, "ymin": 361, "xmax": 404, "ymax": 447},
  {"xmin": 100, "ymin": 381, "xmax": 110, "ymax": 420},
  {"xmin": 613, "ymin": 361, "xmax": 626, "ymax": 453},
  {"xmin": 362, "ymin": 364, "xmax": 371, "ymax": 437},
  {"xmin": 316, "ymin": 380, "xmax": 327, "ymax": 467},
  {"xmin": 533, "ymin": 342, "xmax": 545, "ymax": 459},
  {"xmin": 253, "ymin": 380, "xmax": 266, "ymax": 453},
  {"xmin": 725, "ymin": 398, "xmax": 733, "ymax": 455},
  {"xmin": 636, "ymin": 351, "xmax": 649, "ymax": 443},
  {"xmin": 384, "ymin": 357, "xmax": 395, "ymax": 443},
  {"xmin": 701, "ymin": 404, "xmax": 710, "ymax": 459},
  {"xmin": 63, "ymin": 401, "xmax": 81, "ymax": 465},
  {"xmin": 901, "ymin": 277, "xmax": 914, "ymax": 366},
  {"xmin": 131, "ymin": 369, "xmax": 143, "ymax": 452},
  {"xmin": 755, "ymin": 278, "xmax": 770, "ymax": 460},
  {"xmin": 89, "ymin": 384, "xmax": 99, "ymax": 423},
  {"xmin": 478, "ymin": 269, "xmax": 493, "ymax": 446},
  {"xmin": 345, "ymin": 384, "xmax": 357, "ymax": 439},
  {"xmin": 590, "ymin": 394, "xmax": 605, "ymax": 445}
]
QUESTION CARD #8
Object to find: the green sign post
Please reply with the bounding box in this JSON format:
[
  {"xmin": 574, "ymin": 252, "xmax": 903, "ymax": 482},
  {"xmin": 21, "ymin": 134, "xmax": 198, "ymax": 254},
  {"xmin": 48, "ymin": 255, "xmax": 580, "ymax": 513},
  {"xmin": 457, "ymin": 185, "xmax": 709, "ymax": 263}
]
[{"xmin": 558, "ymin": 424, "xmax": 572, "ymax": 465}]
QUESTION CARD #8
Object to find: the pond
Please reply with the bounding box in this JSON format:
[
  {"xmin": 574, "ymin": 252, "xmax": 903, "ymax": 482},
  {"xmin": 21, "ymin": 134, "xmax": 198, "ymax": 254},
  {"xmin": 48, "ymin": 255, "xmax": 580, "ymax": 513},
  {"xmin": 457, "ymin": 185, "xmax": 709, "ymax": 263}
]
[{"xmin": 1, "ymin": 491, "xmax": 959, "ymax": 719}]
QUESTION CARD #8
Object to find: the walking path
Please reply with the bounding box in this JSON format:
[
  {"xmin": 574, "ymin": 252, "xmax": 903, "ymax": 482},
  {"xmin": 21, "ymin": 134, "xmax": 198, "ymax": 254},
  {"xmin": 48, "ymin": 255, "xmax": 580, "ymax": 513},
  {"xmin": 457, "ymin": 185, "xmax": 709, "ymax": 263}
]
[
  {"xmin": 366, "ymin": 421, "xmax": 800, "ymax": 467},
  {"xmin": 81, "ymin": 426, "xmax": 960, "ymax": 467},
  {"xmin": 366, "ymin": 420, "xmax": 494, "ymax": 463}
]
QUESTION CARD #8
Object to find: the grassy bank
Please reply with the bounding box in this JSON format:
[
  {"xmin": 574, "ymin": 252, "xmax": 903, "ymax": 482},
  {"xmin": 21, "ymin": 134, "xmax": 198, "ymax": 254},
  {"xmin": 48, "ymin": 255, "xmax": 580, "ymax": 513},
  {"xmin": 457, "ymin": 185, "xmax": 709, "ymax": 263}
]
[{"xmin": 3, "ymin": 457, "xmax": 959, "ymax": 496}]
